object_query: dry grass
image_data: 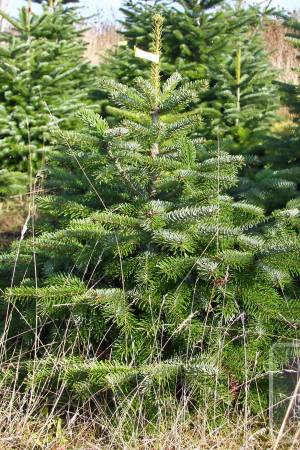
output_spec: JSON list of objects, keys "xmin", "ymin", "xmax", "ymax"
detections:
[
  {"xmin": 0, "ymin": 398, "xmax": 298, "ymax": 450},
  {"xmin": 264, "ymin": 21, "xmax": 299, "ymax": 84},
  {"xmin": 84, "ymin": 23, "xmax": 120, "ymax": 65},
  {"xmin": 0, "ymin": 199, "xmax": 28, "ymax": 250}
]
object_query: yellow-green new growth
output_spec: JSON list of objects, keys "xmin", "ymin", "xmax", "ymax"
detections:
[{"xmin": 151, "ymin": 13, "xmax": 164, "ymax": 95}]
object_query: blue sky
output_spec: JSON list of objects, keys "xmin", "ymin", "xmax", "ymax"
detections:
[
  {"xmin": 5, "ymin": 0, "xmax": 300, "ymax": 19},
  {"xmin": 5, "ymin": 0, "xmax": 120, "ymax": 19}
]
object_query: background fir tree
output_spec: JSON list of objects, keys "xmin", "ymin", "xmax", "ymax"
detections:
[
  {"xmin": 239, "ymin": 14, "xmax": 300, "ymax": 211},
  {"xmin": 102, "ymin": 0, "xmax": 253, "ymax": 83},
  {"xmin": 99, "ymin": 0, "xmax": 246, "ymax": 122},
  {"xmin": 212, "ymin": 24, "xmax": 279, "ymax": 150},
  {"xmin": 211, "ymin": 10, "xmax": 282, "ymax": 210},
  {"xmin": 267, "ymin": 14, "xmax": 300, "ymax": 208},
  {"xmin": 279, "ymin": 14, "xmax": 300, "ymax": 118},
  {"xmin": 101, "ymin": 1, "xmax": 277, "ymax": 104},
  {"xmin": 101, "ymin": 1, "xmax": 280, "ymax": 182},
  {"xmin": 0, "ymin": 0, "xmax": 96, "ymax": 197},
  {"xmin": 0, "ymin": 15, "xmax": 299, "ymax": 427}
]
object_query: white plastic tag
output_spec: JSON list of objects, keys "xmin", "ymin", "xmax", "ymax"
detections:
[{"xmin": 134, "ymin": 46, "xmax": 160, "ymax": 63}]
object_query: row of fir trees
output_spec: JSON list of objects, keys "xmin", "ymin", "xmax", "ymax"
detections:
[
  {"xmin": 0, "ymin": 0, "xmax": 299, "ymax": 433},
  {"xmin": 102, "ymin": 0, "xmax": 299, "ymax": 213}
]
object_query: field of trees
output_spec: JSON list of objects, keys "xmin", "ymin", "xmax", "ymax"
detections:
[{"xmin": 0, "ymin": 0, "xmax": 299, "ymax": 448}]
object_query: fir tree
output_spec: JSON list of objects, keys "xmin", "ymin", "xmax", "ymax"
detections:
[
  {"xmin": 0, "ymin": 15, "xmax": 299, "ymax": 427},
  {"xmin": 211, "ymin": 10, "xmax": 282, "ymax": 210},
  {"xmin": 267, "ymin": 15, "xmax": 300, "ymax": 207},
  {"xmin": 213, "ymin": 25, "xmax": 279, "ymax": 150},
  {"xmin": 103, "ymin": 0, "xmax": 245, "ymax": 84},
  {"xmin": 101, "ymin": 0, "xmax": 281, "ymax": 194},
  {"xmin": 0, "ymin": 0, "xmax": 95, "ymax": 197},
  {"xmin": 99, "ymin": 0, "xmax": 245, "ymax": 121},
  {"xmin": 239, "ymin": 14, "xmax": 300, "ymax": 211},
  {"xmin": 101, "ymin": 1, "xmax": 277, "ymax": 104}
]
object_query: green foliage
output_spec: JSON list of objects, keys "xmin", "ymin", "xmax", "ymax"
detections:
[
  {"xmin": 1, "ymin": 33, "xmax": 299, "ymax": 424},
  {"xmin": 237, "ymin": 14, "xmax": 300, "ymax": 212},
  {"xmin": 101, "ymin": 0, "xmax": 282, "ymax": 213},
  {"xmin": 268, "ymin": 16, "xmax": 300, "ymax": 208},
  {"xmin": 104, "ymin": 0, "xmax": 257, "ymax": 83},
  {"xmin": 213, "ymin": 32, "xmax": 278, "ymax": 147},
  {"xmin": 101, "ymin": 1, "xmax": 279, "ymax": 129},
  {"xmin": 0, "ymin": 2, "xmax": 96, "ymax": 197}
]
